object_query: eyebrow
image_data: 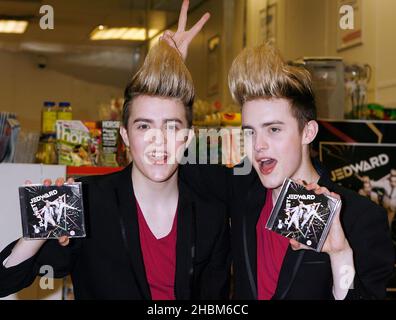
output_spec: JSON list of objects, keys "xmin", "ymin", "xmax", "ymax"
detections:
[
  {"xmin": 164, "ymin": 118, "xmax": 183, "ymax": 124},
  {"xmin": 133, "ymin": 118, "xmax": 153, "ymax": 124},
  {"xmin": 241, "ymin": 125, "xmax": 254, "ymax": 130},
  {"xmin": 132, "ymin": 118, "xmax": 183, "ymax": 124},
  {"xmin": 242, "ymin": 121, "xmax": 285, "ymax": 130},
  {"xmin": 261, "ymin": 121, "xmax": 285, "ymax": 127}
]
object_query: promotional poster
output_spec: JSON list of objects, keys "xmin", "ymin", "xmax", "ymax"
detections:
[{"xmin": 315, "ymin": 120, "xmax": 396, "ymax": 242}]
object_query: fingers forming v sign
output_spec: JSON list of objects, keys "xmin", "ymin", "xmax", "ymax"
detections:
[{"xmin": 160, "ymin": 0, "xmax": 210, "ymax": 60}]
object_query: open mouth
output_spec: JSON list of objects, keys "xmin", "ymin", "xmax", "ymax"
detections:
[
  {"xmin": 257, "ymin": 158, "xmax": 277, "ymax": 175},
  {"xmin": 146, "ymin": 150, "xmax": 169, "ymax": 164}
]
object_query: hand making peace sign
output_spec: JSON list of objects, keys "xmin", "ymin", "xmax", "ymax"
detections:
[{"xmin": 160, "ymin": 0, "xmax": 210, "ymax": 60}]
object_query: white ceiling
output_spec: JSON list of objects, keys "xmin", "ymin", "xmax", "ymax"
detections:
[{"xmin": 0, "ymin": 0, "xmax": 207, "ymax": 87}]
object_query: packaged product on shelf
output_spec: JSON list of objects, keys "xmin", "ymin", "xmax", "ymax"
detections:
[
  {"xmin": 220, "ymin": 112, "xmax": 241, "ymax": 126},
  {"xmin": 56, "ymin": 120, "xmax": 93, "ymax": 166},
  {"xmin": 101, "ymin": 120, "xmax": 121, "ymax": 167},
  {"xmin": 35, "ymin": 134, "xmax": 57, "ymax": 165},
  {"xmin": 203, "ymin": 113, "xmax": 222, "ymax": 127},
  {"xmin": 383, "ymin": 108, "xmax": 396, "ymax": 121},
  {"xmin": 116, "ymin": 131, "xmax": 129, "ymax": 167},
  {"xmin": 82, "ymin": 121, "xmax": 101, "ymax": 166},
  {"xmin": 0, "ymin": 112, "xmax": 20, "ymax": 163},
  {"xmin": 42, "ymin": 101, "xmax": 57, "ymax": 134},
  {"xmin": 58, "ymin": 102, "xmax": 73, "ymax": 121},
  {"xmin": 367, "ymin": 103, "xmax": 384, "ymax": 120}
]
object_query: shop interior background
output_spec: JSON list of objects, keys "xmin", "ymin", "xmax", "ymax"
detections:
[{"xmin": 1, "ymin": 0, "xmax": 396, "ymax": 300}]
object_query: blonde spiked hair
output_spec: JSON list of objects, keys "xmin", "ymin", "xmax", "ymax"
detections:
[
  {"xmin": 228, "ymin": 43, "xmax": 316, "ymax": 131},
  {"xmin": 122, "ymin": 40, "xmax": 195, "ymax": 128}
]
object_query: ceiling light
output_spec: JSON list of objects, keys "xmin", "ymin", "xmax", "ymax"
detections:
[
  {"xmin": 0, "ymin": 20, "xmax": 28, "ymax": 34},
  {"xmin": 90, "ymin": 26, "xmax": 159, "ymax": 41}
]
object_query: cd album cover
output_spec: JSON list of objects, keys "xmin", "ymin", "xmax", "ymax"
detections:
[
  {"xmin": 266, "ymin": 179, "xmax": 341, "ymax": 252},
  {"xmin": 19, "ymin": 183, "xmax": 86, "ymax": 239}
]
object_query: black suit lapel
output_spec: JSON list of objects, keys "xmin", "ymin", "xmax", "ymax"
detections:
[
  {"xmin": 114, "ymin": 165, "xmax": 151, "ymax": 300},
  {"xmin": 245, "ymin": 175, "xmax": 305, "ymax": 300},
  {"xmin": 174, "ymin": 179, "xmax": 195, "ymax": 300},
  {"xmin": 272, "ymin": 173, "xmax": 335, "ymax": 299},
  {"xmin": 272, "ymin": 247, "xmax": 305, "ymax": 300},
  {"xmin": 243, "ymin": 176, "xmax": 267, "ymax": 299}
]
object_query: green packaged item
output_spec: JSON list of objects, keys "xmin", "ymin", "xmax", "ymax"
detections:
[
  {"xmin": 367, "ymin": 104, "xmax": 384, "ymax": 120},
  {"xmin": 391, "ymin": 109, "xmax": 396, "ymax": 121},
  {"xmin": 56, "ymin": 120, "xmax": 93, "ymax": 166},
  {"xmin": 383, "ymin": 108, "xmax": 396, "ymax": 121}
]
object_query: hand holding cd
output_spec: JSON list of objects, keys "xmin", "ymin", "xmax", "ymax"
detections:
[
  {"xmin": 24, "ymin": 176, "xmax": 76, "ymax": 246},
  {"xmin": 291, "ymin": 180, "xmax": 351, "ymax": 255}
]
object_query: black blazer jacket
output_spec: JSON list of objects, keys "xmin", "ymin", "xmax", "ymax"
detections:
[
  {"xmin": 0, "ymin": 164, "xmax": 231, "ymax": 300},
  {"xmin": 179, "ymin": 162, "xmax": 395, "ymax": 300}
]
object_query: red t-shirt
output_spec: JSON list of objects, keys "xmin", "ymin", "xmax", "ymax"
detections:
[
  {"xmin": 256, "ymin": 190, "xmax": 290, "ymax": 300},
  {"xmin": 136, "ymin": 202, "xmax": 177, "ymax": 300}
]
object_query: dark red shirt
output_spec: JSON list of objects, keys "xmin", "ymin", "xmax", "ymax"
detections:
[
  {"xmin": 136, "ymin": 202, "xmax": 177, "ymax": 300},
  {"xmin": 256, "ymin": 190, "xmax": 290, "ymax": 300}
]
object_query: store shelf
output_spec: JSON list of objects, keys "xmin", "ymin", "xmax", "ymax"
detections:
[{"xmin": 66, "ymin": 166, "xmax": 124, "ymax": 177}]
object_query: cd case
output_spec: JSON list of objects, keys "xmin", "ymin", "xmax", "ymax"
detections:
[
  {"xmin": 265, "ymin": 178, "xmax": 341, "ymax": 252},
  {"xmin": 19, "ymin": 183, "xmax": 86, "ymax": 239}
]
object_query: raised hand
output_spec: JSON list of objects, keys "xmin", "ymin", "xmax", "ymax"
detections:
[{"xmin": 159, "ymin": 0, "xmax": 210, "ymax": 60}]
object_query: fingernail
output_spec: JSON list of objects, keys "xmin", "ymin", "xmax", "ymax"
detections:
[{"xmin": 302, "ymin": 180, "xmax": 308, "ymax": 186}]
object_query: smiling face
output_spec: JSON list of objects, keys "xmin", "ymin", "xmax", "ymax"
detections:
[
  {"xmin": 242, "ymin": 98, "xmax": 318, "ymax": 190},
  {"xmin": 120, "ymin": 95, "xmax": 191, "ymax": 183}
]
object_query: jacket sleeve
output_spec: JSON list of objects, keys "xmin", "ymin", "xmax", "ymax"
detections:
[
  {"xmin": 0, "ymin": 239, "xmax": 80, "ymax": 298},
  {"xmin": 198, "ymin": 212, "xmax": 231, "ymax": 299},
  {"xmin": 344, "ymin": 205, "xmax": 395, "ymax": 299}
]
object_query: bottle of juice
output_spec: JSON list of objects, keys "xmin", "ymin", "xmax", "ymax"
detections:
[
  {"xmin": 42, "ymin": 101, "xmax": 57, "ymax": 134},
  {"xmin": 58, "ymin": 102, "xmax": 72, "ymax": 120}
]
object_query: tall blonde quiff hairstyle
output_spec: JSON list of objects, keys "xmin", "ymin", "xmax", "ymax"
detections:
[
  {"xmin": 122, "ymin": 41, "xmax": 195, "ymax": 128},
  {"xmin": 228, "ymin": 43, "xmax": 316, "ymax": 131}
]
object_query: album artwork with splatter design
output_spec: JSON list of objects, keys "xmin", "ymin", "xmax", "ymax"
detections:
[
  {"xmin": 19, "ymin": 183, "xmax": 86, "ymax": 239},
  {"xmin": 266, "ymin": 178, "xmax": 341, "ymax": 252}
]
